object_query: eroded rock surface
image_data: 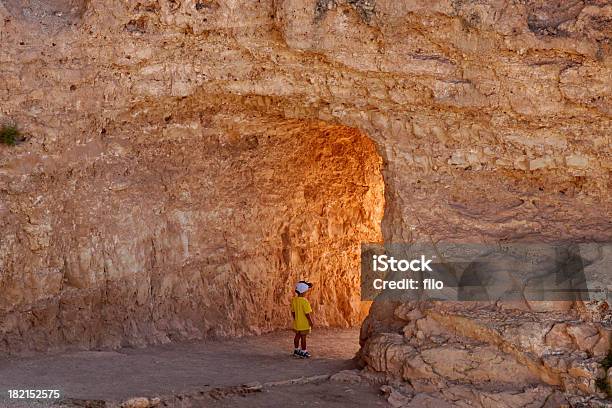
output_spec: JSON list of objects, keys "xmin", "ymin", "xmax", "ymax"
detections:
[
  {"xmin": 0, "ymin": 0, "xmax": 611, "ymax": 401},
  {"xmin": 362, "ymin": 302, "xmax": 611, "ymax": 398},
  {"xmin": 0, "ymin": 110, "xmax": 383, "ymax": 351}
]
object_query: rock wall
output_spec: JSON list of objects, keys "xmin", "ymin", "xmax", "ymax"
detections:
[
  {"xmin": 0, "ymin": 95, "xmax": 384, "ymax": 351},
  {"xmin": 0, "ymin": 0, "xmax": 611, "ymax": 396}
]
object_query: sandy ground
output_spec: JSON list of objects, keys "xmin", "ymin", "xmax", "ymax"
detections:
[
  {"xmin": 205, "ymin": 382, "xmax": 388, "ymax": 408},
  {"xmin": 0, "ymin": 329, "xmax": 387, "ymax": 407}
]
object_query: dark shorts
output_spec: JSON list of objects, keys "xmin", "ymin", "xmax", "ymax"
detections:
[{"xmin": 294, "ymin": 329, "xmax": 310, "ymax": 335}]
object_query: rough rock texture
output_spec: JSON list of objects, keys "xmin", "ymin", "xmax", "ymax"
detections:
[
  {"xmin": 361, "ymin": 301, "xmax": 612, "ymax": 401},
  {"xmin": 0, "ymin": 107, "xmax": 384, "ymax": 350},
  {"xmin": 0, "ymin": 0, "xmax": 611, "ymax": 400}
]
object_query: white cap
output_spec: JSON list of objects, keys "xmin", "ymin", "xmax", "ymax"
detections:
[{"xmin": 295, "ymin": 282, "xmax": 310, "ymax": 294}]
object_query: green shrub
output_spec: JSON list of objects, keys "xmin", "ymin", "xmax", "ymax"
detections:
[{"xmin": 0, "ymin": 124, "xmax": 21, "ymax": 146}]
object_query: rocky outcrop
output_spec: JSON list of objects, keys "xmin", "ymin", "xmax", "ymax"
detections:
[
  {"xmin": 0, "ymin": 0, "xmax": 610, "ymax": 400},
  {"xmin": 361, "ymin": 302, "xmax": 611, "ymax": 398}
]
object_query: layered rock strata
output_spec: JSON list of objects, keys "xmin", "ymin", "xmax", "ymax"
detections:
[{"xmin": 0, "ymin": 0, "xmax": 611, "ymax": 399}]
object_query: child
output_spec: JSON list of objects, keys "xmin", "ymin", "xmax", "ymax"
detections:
[{"xmin": 291, "ymin": 280, "xmax": 314, "ymax": 358}]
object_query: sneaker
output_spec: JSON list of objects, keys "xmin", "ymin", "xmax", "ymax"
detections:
[
  {"xmin": 293, "ymin": 349, "xmax": 301, "ymax": 357},
  {"xmin": 301, "ymin": 350, "xmax": 311, "ymax": 358}
]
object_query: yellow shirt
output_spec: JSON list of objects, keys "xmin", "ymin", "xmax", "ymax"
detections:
[{"xmin": 291, "ymin": 296, "xmax": 312, "ymax": 331}]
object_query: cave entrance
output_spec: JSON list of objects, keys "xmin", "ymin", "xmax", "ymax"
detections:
[
  {"xmin": 0, "ymin": 114, "xmax": 386, "ymax": 352},
  {"xmin": 205, "ymin": 118, "xmax": 386, "ymax": 334},
  {"xmin": 278, "ymin": 122, "xmax": 385, "ymax": 328},
  {"xmin": 0, "ymin": 118, "xmax": 386, "ymax": 398}
]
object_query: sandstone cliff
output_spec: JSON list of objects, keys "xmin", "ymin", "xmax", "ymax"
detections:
[{"xmin": 0, "ymin": 0, "xmax": 611, "ymax": 401}]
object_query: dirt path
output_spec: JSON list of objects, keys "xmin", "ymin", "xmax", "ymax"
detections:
[
  {"xmin": 204, "ymin": 382, "xmax": 388, "ymax": 408},
  {"xmin": 0, "ymin": 329, "xmax": 382, "ymax": 406}
]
